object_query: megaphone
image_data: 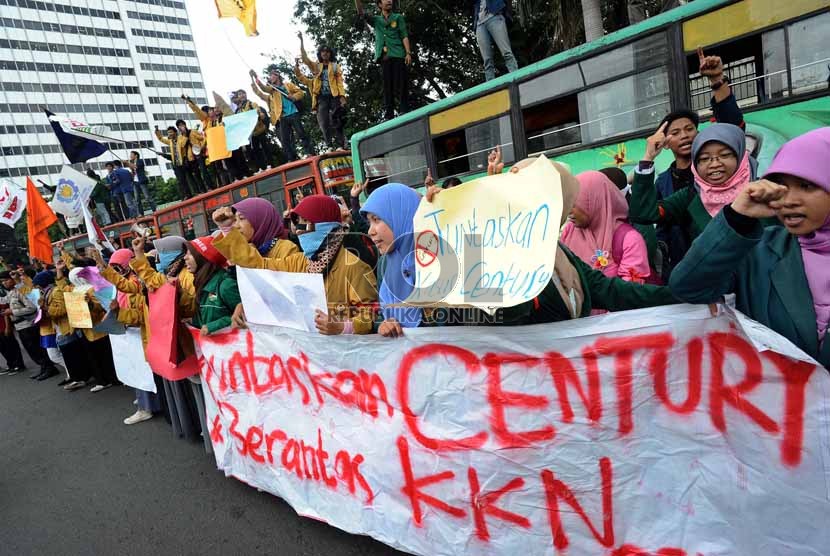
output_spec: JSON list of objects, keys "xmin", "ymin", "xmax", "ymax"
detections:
[{"xmin": 131, "ymin": 222, "xmax": 152, "ymax": 238}]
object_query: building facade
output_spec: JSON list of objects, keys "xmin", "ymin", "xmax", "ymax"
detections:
[{"xmin": 0, "ymin": 0, "xmax": 208, "ymax": 188}]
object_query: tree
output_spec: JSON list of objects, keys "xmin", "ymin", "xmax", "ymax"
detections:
[{"xmin": 581, "ymin": 0, "xmax": 604, "ymax": 41}]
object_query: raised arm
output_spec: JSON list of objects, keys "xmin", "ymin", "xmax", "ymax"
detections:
[
  {"xmin": 183, "ymin": 94, "xmax": 208, "ymax": 121},
  {"xmin": 293, "ymin": 61, "xmax": 313, "ymax": 88},
  {"xmin": 212, "ymin": 228, "xmax": 307, "ymax": 272},
  {"xmin": 154, "ymin": 127, "xmax": 171, "ymax": 146},
  {"xmin": 698, "ymin": 48, "xmax": 744, "ymax": 128},
  {"xmin": 298, "ymin": 33, "xmax": 318, "ymax": 73},
  {"xmin": 249, "ymin": 73, "xmax": 271, "ymax": 103}
]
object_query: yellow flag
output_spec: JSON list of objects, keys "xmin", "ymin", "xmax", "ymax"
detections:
[{"xmin": 215, "ymin": 0, "xmax": 258, "ymax": 36}]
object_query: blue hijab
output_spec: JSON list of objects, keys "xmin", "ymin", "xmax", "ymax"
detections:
[{"xmin": 361, "ymin": 183, "xmax": 422, "ymax": 328}]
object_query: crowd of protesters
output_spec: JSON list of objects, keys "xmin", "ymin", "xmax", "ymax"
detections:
[{"xmin": 2, "ymin": 2, "xmax": 827, "ymax": 469}]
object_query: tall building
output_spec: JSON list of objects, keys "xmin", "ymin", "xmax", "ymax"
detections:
[{"xmin": 0, "ymin": 0, "xmax": 209, "ymax": 189}]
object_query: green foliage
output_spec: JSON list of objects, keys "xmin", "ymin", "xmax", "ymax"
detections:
[
  {"xmin": 152, "ymin": 177, "xmax": 182, "ymax": 205},
  {"xmin": 281, "ymin": 0, "xmax": 668, "ymax": 144}
]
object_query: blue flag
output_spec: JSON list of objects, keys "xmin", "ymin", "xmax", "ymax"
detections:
[{"xmin": 45, "ymin": 109, "xmax": 108, "ymax": 163}]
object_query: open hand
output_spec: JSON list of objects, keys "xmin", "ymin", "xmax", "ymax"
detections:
[
  {"xmin": 730, "ymin": 179, "xmax": 787, "ymax": 219},
  {"xmin": 314, "ymin": 309, "xmax": 344, "ymax": 335},
  {"xmin": 424, "ymin": 169, "xmax": 441, "ymax": 203},
  {"xmin": 643, "ymin": 122, "xmax": 669, "ymax": 161},
  {"xmin": 378, "ymin": 318, "xmax": 403, "ymax": 338},
  {"xmin": 487, "ymin": 146, "xmax": 505, "ymax": 175}
]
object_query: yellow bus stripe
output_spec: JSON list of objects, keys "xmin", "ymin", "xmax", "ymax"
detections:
[{"xmin": 428, "ymin": 89, "xmax": 511, "ymax": 136}]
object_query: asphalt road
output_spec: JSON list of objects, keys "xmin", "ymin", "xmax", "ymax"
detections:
[{"xmin": 0, "ymin": 362, "xmax": 406, "ymax": 556}]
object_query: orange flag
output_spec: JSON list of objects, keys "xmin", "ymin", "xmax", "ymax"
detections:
[
  {"xmin": 25, "ymin": 177, "xmax": 57, "ymax": 264},
  {"xmin": 214, "ymin": 0, "xmax": 258, "ymax": 36}
]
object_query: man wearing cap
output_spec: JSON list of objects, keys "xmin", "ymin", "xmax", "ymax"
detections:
[
  {"xmin": 213, "ymin": 195, "xmax": 377, "ymax": 335},
  {"xmin": 296, "ymin": 33, "xmax": 348, "ymax": 151},
  {"xmin": 355, "ymin": 0, "xmax": 411, "ymax": 121},
  {"xmin": 234, "ymin": 89, "xmax": 270, "ymax": 172}
]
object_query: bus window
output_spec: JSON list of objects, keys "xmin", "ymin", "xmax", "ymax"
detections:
[
  {"xmin": 578, "ymin": 66, "xmax": 670, "ymax": 143},
  {"xmin": 524, "ymin": 94, "xmax": 581, "ymax": 156},
  {"xmin": 579, "ymin": 33, "xmax": 669, "ymax": 85},
  {"xmin": 285, "ymin": 164, "xmax": 313, "ymax": 184},
  {"xmin": 233, "ymin": 185, "xmax": 252, "ymax": 203},
  {"xmin": 787, "ymin": 12, "xmax": 829, "ymax": 96},
  {"xmin": 263, "ymin": 191, "xmax": 287, "ymax": 215},
  {"xmin": 358, "ymin": 120, "xmax": 427, "ymax": 188},
  {"xmin": 288, "ymin": 182, "xmax": 316, "ymax": 208},
  {"xmin": 253, "ymin": 173, "xmax": 284, "ymax": 196},
  {"xmin": 161, "ymin": 221, "xmax": 184, "ymax": 238},
  {"xmin": 434, "ymin": 114, "xmax": 514, "ymax": 178},
  {"xmin": 190, "ymin": 213, "xmax": 208, "ymax": 238}
]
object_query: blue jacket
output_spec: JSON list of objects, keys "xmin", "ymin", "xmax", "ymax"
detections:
[
  {"xmin": 472, "ymin": 0, "xmax": 511, "ymax": 27},
  {"xmin": 669, "ymin": 209, "xmax": 829, "ymax": 368},
  {"xmin": 108, "ymin": 168, "xmax": 135, "ymax": 195}
]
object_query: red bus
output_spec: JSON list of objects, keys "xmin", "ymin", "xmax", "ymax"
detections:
[{"xmin": 54, "ymin": 151, "xmax": 355, "ymax": 255}]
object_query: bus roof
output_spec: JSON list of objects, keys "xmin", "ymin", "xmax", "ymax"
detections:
[{"xmin": 350, "ymin": 0, "xmax": 731, "ymax": 147}]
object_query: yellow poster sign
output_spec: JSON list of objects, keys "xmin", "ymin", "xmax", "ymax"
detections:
[
  {"xmin": 407, "ymin": 156, "xmax": 564, "ymax": 309},
  {"xmin": 64, "ymin": 290, "xmax": 93, "ymax": 329},
  {"xmin": 206, "ymin": 126, "xmax": 231, "ymax": 162}
]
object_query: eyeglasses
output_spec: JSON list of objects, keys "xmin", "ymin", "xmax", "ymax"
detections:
[{"xmin": 697, "ymin": 152, "xmax": 736, "ymax": 166}]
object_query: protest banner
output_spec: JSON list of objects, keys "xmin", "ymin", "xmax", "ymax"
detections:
[
  {"xmin": 195, "ymin": 304, "xmax": 830, "ymax": 556},
  {"xmin": 223, "ymin": 110, "xmax": 259, "ymax": 152},
  {"xmin": 50, "ymin": 166, "xmax": 96, "ymax": 224},
  {"xmin": 63, "ymin": 291, "xmax": 92, "ymax": 329},
  {"xmin": 236, "ymin": 268, "xmax": 327, "ymax": 332},
  {"xmin": 206, "ymin": 126, "xmax": 231, "ymax": 162},
  {"xmin": 110, "ymin": 329, "xmax": 156, "ymax": 393},
  {"xmin": 0, "ymin": 179, "xmax": 27, "ymax": 227},
  {"xmin": 408, "ymin": 156, "xmax": 563, "ymax": 310},
  {"xmin": 146, "ymin": 284, "xmax": 199, "ymax": 381}
]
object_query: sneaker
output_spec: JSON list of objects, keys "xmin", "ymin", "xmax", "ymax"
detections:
[
  {"xmin": 133, "ymin": 399, "xmax": 138, "ymax": 405},
  {"xmin": 7, "ymin": 367, "xmax": 23, "ymax": 376},
  {"xmin": 90, "ymin": 383, "xmax": 112, "ymax": 393},
  {"xmin": 64, "ymin": 380, "xmax": 86, "ymax": 391},
  {"xmin": 0, "ymin": 369, "xmax": 10, "ymax": 376},
  {"xmin": 123, "ymin": 410, "xmax": 153, "ymax": 425}
]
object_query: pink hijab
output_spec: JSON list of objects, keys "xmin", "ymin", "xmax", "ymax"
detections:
[
  {"xmin": 561, "ymin": 171, "xmax": 629, "ymax": 277},
  {"xmin": 690, "ymin": 123, "xmax": 752, "ymax": 216}
]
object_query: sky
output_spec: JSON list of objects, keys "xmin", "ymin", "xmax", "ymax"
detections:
[{"xmin": 183, "ymin": 0, "xmax": 310, "ymax": 104}]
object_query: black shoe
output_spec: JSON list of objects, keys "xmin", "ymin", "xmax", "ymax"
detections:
[
  {"xmin": 36, "ymin": 369, "xmax": 59, "ymax": 381},
  {"xmin": 57, "ymin": 378, "xmax": 71, "ymax": 386},
  {"xmin": 29, "ymin": 371, "xmax": 41, "ymax": 380}
]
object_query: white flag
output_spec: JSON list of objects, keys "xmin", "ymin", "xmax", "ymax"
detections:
[
  {"xmin": 47, "ymin": 113, "xmax": 113, "ymax": 142},
  {"xmin": 0, "ymin": 179, "xmax": 27, "ymax": 227},
  {"xmin": 83, "ymin": 204, "xmax": 115, "ymax": 252},
  {"xmin": 50, "ymin": 166, "xmax": 96, "ymax": 222}
]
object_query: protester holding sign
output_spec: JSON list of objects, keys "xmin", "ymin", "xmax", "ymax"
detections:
[
  {"xmin": 93, "ymin": 248, "xmax": 161, "ymax": 425},
  {"xmin": 361, "ymin": 183, "xmax": 423, "ymax": 337},
  {"xmin": 670, "ymin": 127, "xmax": 830, "ymax": 367},
  {"xmin": 213, "ymin": 195, "xmax": 377, "ymax": 334},
  {"xmin": 560, "ymin": 171, "xmax": 652, "ymax": 284},
  {"xmin": 47, "ymin": 261, "xmax": 94, "ymax": 391},
  {"xmin": 65, "ymin": 266, "xmax": 118, "ymax": 392},
  {"xmin": 32, "ymin": 270, "xmax": 67, "ymax": 381}
]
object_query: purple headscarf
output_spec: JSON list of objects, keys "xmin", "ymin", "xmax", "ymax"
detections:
[
  {"xmin": 764, "ymin": 127, "xmax": 830, "ymax": 341},
  {"xmin": 232, "ymin": 198, "xmax": 285, "ymax": 253}
]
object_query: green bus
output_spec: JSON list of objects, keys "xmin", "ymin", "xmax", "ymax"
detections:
[{"xmin": 350, "ymin": 0, "xmax": 829, "ymax": 188}]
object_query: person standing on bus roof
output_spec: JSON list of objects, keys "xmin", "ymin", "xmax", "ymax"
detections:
[
  {"xmin": 630, "ymin": 48, "xmax": 746, "ymax": 281},
  {"xmin": 250, "ymin": 69, "xmax": 315, "ymax": 162},
  {"xmin": 295, "ymin": 33, "xmax": 348, "ymax": 152},
  {"xmin": 355, "ymin": 0, "xmax": 411, "ymax": 120},
  {"xmin": 106, "ymin": 161, "xmax": 139, "ymax": 221},
  {"xmin": 472, "ymin": 0, "xmax": 518, "ymax": 82},
  {"xmin": 175, "ymin": 120, "xmax": 208, "ymax": 194},
  {"xmin": 126, "ymin": 151, "xmax": 157, "ymax": 214},
  {"xmin": 234, "ymin": 89, "xmax": 270, "ymax": 171},
  {"xmin": 154, "ymin": 125, "xmax": 194, "ymax": 200}
]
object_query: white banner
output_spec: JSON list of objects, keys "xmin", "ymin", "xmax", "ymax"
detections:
[
  {"xmin": 50, "ymin": 166, "xmax": 96, "ymax": 221},
  {"xmin": 195, "ymin": 305, "xmax": 830, "ymax": 555},
  {"xmin": 0, "ymin": 179, "xmax": 27, "ymax": 227},
  {"xmin": 110, "ymin": 329, "xmax": 156, "ymax": 393}
]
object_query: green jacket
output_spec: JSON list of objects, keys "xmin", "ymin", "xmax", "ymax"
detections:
[
  {"xmin": 629, "ymin": 168, "xmax": 712, "ymax": 245},
  {"xmin": 364, "ymin": 12, "xmax": 408, "ymax": 60},
  {"xmin": 669, "ymin": 210, "xmax": 829, "ymax": 368},
  {"xmin": 193, "ymin": 270, "xmax": 241, "ymax": 335}
]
